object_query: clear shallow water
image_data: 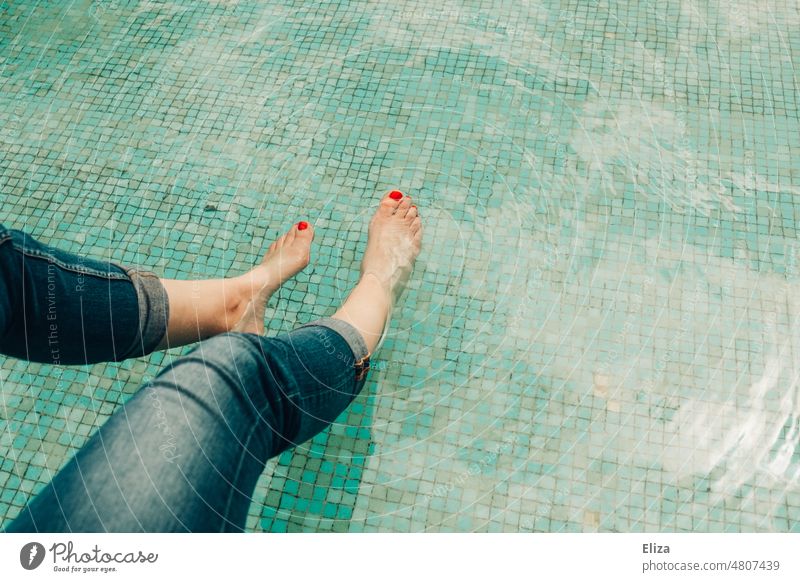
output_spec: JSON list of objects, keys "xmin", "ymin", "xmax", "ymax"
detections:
[{"xmin": 1, "ymin": 0, "xmax": 800, "ymax": 531}]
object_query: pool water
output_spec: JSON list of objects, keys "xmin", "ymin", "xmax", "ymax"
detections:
[{"xmin": 2, "ymin": 0, "xmax": 800, "ymax": 532}]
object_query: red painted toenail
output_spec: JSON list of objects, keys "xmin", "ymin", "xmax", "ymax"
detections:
[
  {"xmin": 297, "ymin": 221, "xmax": 309, "ymax": 231},
  {"xmin": 389, "ymin": 190, "xmax": 403, "ymax": 200}
]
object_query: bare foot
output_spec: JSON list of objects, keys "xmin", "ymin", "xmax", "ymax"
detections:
[
  {"xmin": 232, "ymin": 221, "xmax": 314, "ymax": 333},
  {"xmin": 331, "ymin": 191, "xmax": 422, "ymax": 353},
  {"xmin": 361, "ymin": 191, "xmax": 422, "ymax": 300}
]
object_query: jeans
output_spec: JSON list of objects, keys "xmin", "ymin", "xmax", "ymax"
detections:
[{"xmin": 0, "ymin": 224, "xmax": 371, "ymax": 532}]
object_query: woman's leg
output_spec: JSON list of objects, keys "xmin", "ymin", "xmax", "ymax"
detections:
[
  {"xmin": 5, "ymin": 193, "xmax": 421, "ymax": 532},
  {"xmin": 5, "ymin": 325, "xmax": 370, "ymax": 532},
  {"xmin": 155, "ymin": 221, "xmax": 314, "ymax": 347},
  {"xmin": 0, "ymin": 224, "xmax": 162, "ymax": 364},
  {"xmin": 0, "ymin": 222, "xmax": 312, "ymax": 364},
  {"xmin": 330, "ymin": 191, "xmax": 421, "ymax": 352}
]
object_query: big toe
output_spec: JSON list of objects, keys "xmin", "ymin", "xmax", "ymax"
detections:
[
  {"xmin": 294, "ymin": 220, "xmax": 314, "ymax": 243},
  {"xmin": 378, "ymin": 190, "xmax": 405, "ymax": 217}
]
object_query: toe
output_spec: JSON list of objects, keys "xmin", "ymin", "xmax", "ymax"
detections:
[
  {"xmin": 406, "ymin": 205, "xmax": 418, "ymax": 219},
  {"xmin": 295, "ymin": 221, "xmax": 314, "ymax": 242},
  {"xmin": 396, "ymin": 195, "xmax": 413, "ymax": 217},
  {"xmin": 379, "ymin": 190, "xmax": 404, "ymax": 215},
  {"xmin": 410, "ymin": 216, "xmax": 422, "ymax": 233}
]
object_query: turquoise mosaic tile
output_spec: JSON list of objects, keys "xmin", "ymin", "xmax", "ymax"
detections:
[{"xmin": 2, "ymin": 0, "xmax": 800, "ymax": 532}]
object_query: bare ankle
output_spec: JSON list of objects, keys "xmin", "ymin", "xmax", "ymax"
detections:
[
  {"xmin": 331, "ymin": 274, "xmax": 392, "ymax": 353},
  {"xmin": 360, "ymin": 271, "xmax": 391, "ymax": 295},
  {"xmin": 224, "ymin": 276, "xmax": 267, "ymax": 332}
]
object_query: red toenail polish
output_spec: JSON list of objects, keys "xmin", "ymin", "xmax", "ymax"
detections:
[
  {"xmin": 297, "ymin": 221, "xmax": 309, "ymax": 231},
  {"xmin": 389, "ymin": 190, "xmax": 403, "ymax": 200}
]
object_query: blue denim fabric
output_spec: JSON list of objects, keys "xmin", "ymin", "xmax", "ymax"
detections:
[
  {"xmin": 7, "ymin": 326, "xmax": 369, "ymax": 532},
  {"xmin": 0, "ymin": 224, "xmax": 168, "ymax": 363},
  {"xmin": 1, "ymin": 225, "xmax": 371, "ymax": 532}
]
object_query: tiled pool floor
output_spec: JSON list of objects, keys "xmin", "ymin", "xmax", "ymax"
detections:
[{"xmin": 2, "ymin": 0, "xmax": 800, "ymax": 532}]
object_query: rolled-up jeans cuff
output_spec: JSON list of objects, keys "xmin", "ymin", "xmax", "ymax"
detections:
[
  {"xmin": 119, "ymin": 267, "xmax": 169, "ymax": 358},
  {"xmin": 298, "ymin": 317, "xmax": 371, "ymax": 381}
]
